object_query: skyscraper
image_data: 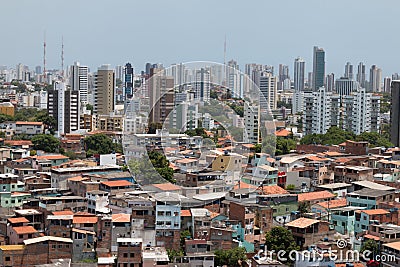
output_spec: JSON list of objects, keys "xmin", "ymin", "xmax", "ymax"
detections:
[
  {"xmin": 194, "ymin": 68, "xmax": 211, "ymax": 102},
  {"xmin": 312, "ymin": 46, "xmax": 325, "ymax": 90},
  {"xmin": 325, "ymin": 73, "xmax": 335, "ymax": 92},
  {"xmin": 227, "ymin": 60, "xmax": 242, "ymax": 98},
  {"xmin": 356, "ymin": 62, "xmax": 366, "ymax": 88},
  {"xmin": 344, "ymin": 62, "xmax": 354, "ymax": 80},
  {"xmin": 259, "ymin": 72, "xmax": 277, "ymax": 111},
  {"xmin": 148, "ymin": 68, "xmax": 175, "ymax": 125},
  {"xmin": 369, "ymin": 65, "xmax": 382, "ymax": 92},
  {"xmin": 384, "ymin": 77, "xmax": 391, "ymax": 93},
  {"xmin": 48, "ymin": 81, "xmax": 80, "ymax": 136},
  {"xmin": 294, "ymin": 57, "xmax": 305, "ymax": 92},
  {"xmin": 70, "ymin": 61, "xmax": 89, "ymax": 104},
  {"xmin": 391, "ymin": 80, "xmax": 400, "ymax": 147},
  {"xmin": 124, "ymin": 63, "xmax": 134, "ymax": 99},
  {"xmin": 94, "ymin": 65, "xmax": 115, "ymax": 115},
  {"xmin": 278, "ymin": 64, "xmax": 290, "ymax": 91}
]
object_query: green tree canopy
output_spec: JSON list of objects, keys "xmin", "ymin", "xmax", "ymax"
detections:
[
  {"xmin": 265, "ymin": 226, "xmax": 299, "ymax": 263},
  {"xmin": 214, "ymin": 247, "xmax": 247, "ymax": 267},
  {"xmin": 360, "ymin": 239, "xmax": 379, "ymax": 255},
  {"xmin": 31, "ymin": 134, "xmax": 61, "ymax": 153},
  {"xmin": 84, "ymin": 134, "xmax": 121, "ymax": 155}
]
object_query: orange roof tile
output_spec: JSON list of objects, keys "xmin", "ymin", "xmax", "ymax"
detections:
[
  {"xmin": 4, "ymin": 140, "xmax": 32, "ymax": 146},
  {"xmin": 8, "ymin": 217, "xmax": 29, "ymax": 224},
  {"xmin": 175, "ymin": 158, "xmax": 198, "ymax": 164},
  {"xmin": 101, "ymin": 180, "xmax": 133, "ymax": 187},
  {"xmin": 52, "ymin": 210, "xmax": 74, "ymax": 216},
  {"xmin": 361, "ymin": 209, "xmax": 390, "ymax": 216},
  {"xmin": 383, "ymin": 241, "xmax": 400, "ymax": 251},
  {"xmin": 13, "ymin": 226, "xmax": 38, "ymax": 235},
  {"xmin": 234, "ymin": 182, "xmax": 258, "ymax": 190},
  {"xmin": 36, "ymin": 155, "xmax": 69, "ymax": 160},
  {"xmin": 152, "ymin": 183, "xmax": 181, "ymax": 191},
  {"xmin": 307, "ymin": 156, "xmax": 329, "ymax": 161},
  {"xmin": 335, "ymin": 157, "xmax": 353, "ymax": 164},
  {"xmin": 67, "ymin": 176, "xmax": 88, "ymax": 182},
  {"xmin": 317, "ymin": 199, "xmax": 347, "ymax": 209},
  {"xmin": 73, "ymin": 216, "xmax": 98, "ymax": 224},
  {"xmin": 181, "ymin": 210, "xmax": 192, "ymax": 217},
  {"xmin": 275, "ymin": 128, "xmax": 292, "ymax": 137},
  {"xmin": 286, "ymin": 217, "xmax": 319, "ymax": 228},
  {"xmin": 112, "ymin": 214, "xmax": 131, "ymax": 223},
  {"xmin": 260, "ymin": 185, "xmax": 289, "ymax": 195},
  {"xmin": 297, "ymin": 191, "xmax": 335, "ymax": 202},
  {"xmin": 242, "ymin": 144, "xmax": 255, "ymax": 148}
]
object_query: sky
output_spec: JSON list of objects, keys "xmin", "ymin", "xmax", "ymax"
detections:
[{"xmin": 1, "ymin": 0, "xmax": 400, "ymax": 78}]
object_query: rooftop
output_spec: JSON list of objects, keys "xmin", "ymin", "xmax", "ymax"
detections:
[
  {"xmin": 348, "ymin": 188, "xmax": 393, "ymax": 198},
  {"xmin": 8, "ymin": 217, "xmax": 29, "ymax": 224},
  {"xmin": 0, "ymin": 245, "xmax": 24, "ymax": 251},
  {"xmin": 359, "ymin": 209, "xmax": 390, "ymax": 216},
  {"xmin": 24, "ymin": 236, "xmax": 73, "ymax": 245},
  {"xmin": 383, "ymin": 241, "xmax": 400, "ymax": 251},
  {"xmin": 101, "ymin": 180, "xmax": 133, "ymax": 187},
  {"xmin": 297, "ymin": 190, "xmax": 335, "ymax": 202},
  {"xmin": 317, "ymin": 183, "xmax": 351, "ymax": 190},
  {"xmin": 286, "ymin": 217, "xmax": 320, "ymax": 228},
  {"xmin": 317, "ymin": 198, "xmax": 347, "ymax": 209},
  {"xmin": 352, "ymin": 180, "xmax": 395, "ymax": 191},
  {"xmin": 13, "ymin": 226, "xmax": 38, "ymax": 235},
  {"xmin": 112, "ymin": 213, "xmax": 131, "ymax": 223},
  {"xmin": 152, "ymin": 183, "xmax": 181, "ymax": 191},
  {"xmin": 73, "ymin": 216, "xmax": 98, "ymax": 224}
]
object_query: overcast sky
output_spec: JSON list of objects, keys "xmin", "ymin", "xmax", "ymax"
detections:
[{"xmin": 1, "ymin": 0, "xmax": 400, "ymax": 77}]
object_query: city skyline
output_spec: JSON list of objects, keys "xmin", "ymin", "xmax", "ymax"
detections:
[{"xmin": 1, "ymin": 0, "xmax": 400, "ymax": 77}]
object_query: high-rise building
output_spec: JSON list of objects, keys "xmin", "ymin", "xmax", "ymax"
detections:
[
  {"xmin": 194, "ymin": 68, "xmax": 211, "ymax": 102},
  {"xmin": 335, "ymin": 77, "xmax": 359, "ymax": 96},
  {"xmin": 356, "ymin": 62, "xmax": 366, "ymax": 88},
  {"xmin": 35, "ymin": 66, "xmax": 42, "ymax": 75},
  {"xmin": 312, "ymin": 46, "xmax": 325, "ymax": 90},
  {"xmin": 344, "ymin": 62, "xmax": 354, "ymax": 80},
  {"xmin": 278, "ymin": 64, "xmax": 290, "ymax": 91},
  {"xmin": 148, "ymin": 68, "xmax": 175, "ymax": 125},
  {"xmin": 325, "ymin": 73, "xmax": 335, "ymax": 92},
  {"xmin": 303, "ymin": 88, "xmax": 380, "ymax": 136},
  {"xmin": 259, "ymin": 72, "xmax": 277, "ymax": 111},
  {"xmin": 70, "ymin": 61, "xmax": 89, "ymax": 104},
  {"xmin": 115, "ymin": 65, "xmax": 124, "ymax": 81},
  {"xmin": 384, "ymin": 77, "xmax": 391, "ymax": 93},
  {"xmin": 391, "ymin": 81, "xmax": 400, "ymax": 147},
  {"xmin": 243, "ymin": 103, "xmax": 260, "ymax": 144},
  {"xmin": 124, "ymin": 63, "xmax": 134, "ymax": 99},
  {"xmin": 294, "ymin": 57, "xmax": 305, "ymax": 92},
  {"xmin": 94, "ymin": 65, "xmax": 115, "ymax": 115},
  {"xmin": 303, "ymin": 87, "xmax": 331, "ymax": 134},
  {"xmin": 48, "ymin": 81, "xmax": 80, "ymax": 136},
  {"xmin": 369, "ymin": 65, "xmax": 382, "ymax": 92},
  {"xmin": 307, "ymin": 72, "xmax": 313, "ymax": 90},
  {"xmin": 227, "ymin": 60, "xmax": 242, "ymax": 98}
]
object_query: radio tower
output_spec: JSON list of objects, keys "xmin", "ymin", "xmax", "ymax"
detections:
[
  {"xmin": 43, "ymin": 32, "xmax": 47, "ymax": 80},
  {"xmin": 61, "ymin": 36, "xmax": 64, "ymax": 79}
]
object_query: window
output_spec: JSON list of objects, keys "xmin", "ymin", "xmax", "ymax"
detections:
[
  {"xmin": 130, "ymin": 253, "xmax": 135, "ymax": 257},
  {"xmin": 52, "ymin": 244, "xmax": 56, "ymax": 249},
  {"xmin": 104, "ymin": 221, "xmax": 111, "ymax": 227},
  {"xmin": 123, "ymin": 253, "xmax": 128, "ymax": 258},
  {"xmin": 5, "ymin": 256, "xmax": 10, "ymax": 261}
]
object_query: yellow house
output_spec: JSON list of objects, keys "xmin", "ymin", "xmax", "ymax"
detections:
[
  {"xmin": 211, "ymin": 151, "xmax": 243, "ymax": 172},
  {"xmin": 0, "ymin": 102, "xmax": 15, "ymax": 116}
]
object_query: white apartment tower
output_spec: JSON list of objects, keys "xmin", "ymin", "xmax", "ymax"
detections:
[
  {"xmin": 259, "ymin": 72, "xmax": 277, "ymax": 111},
  {"xmin": 243, "ymin": 104, "xmax": 260, "ymax": 144},
  {"xmin": 70, "ymin": 61, "xmax": 89, "ymax": 104},
  {"xmin": 303, "ymin": 87, "xmax": 331, "ymax": 134}
]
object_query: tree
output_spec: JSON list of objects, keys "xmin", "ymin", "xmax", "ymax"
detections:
[
  {"xmin": 167, "ymin": 249, "xmax": 183, "ymax": 263},
  {"xmin": 180, "ymin": 230, "xmax": 191, "ymax": 249},
  {"xmin": 356, "ymin": 132, "xmax": 393, "ymax": 148},
  {"xmin": 63, "ymin": 150, "xmax": 77, "ymax": 160},
  {"xmin": 84, "ymin": 134, "xmax": 119, "ymax": 155},
  {"xmin": 298, "ymin": 201, "xmax": 310, "ymax": 215},
  {"xmin": 86, "ymin": 104, "xmax": 93, "ymax": 113},
  {"xmin": 128, "ymin": 151, "xmax": 175, "ymax": 184},
  {"xmin": 147, "ymin": 122, "xmax": 162, "ymax": 134},
  {"xmin": 286, "ymin": 184, "xmax": 296, "ymax": 190},
  {"xmin": 31, "ymin": 134, "xmax": 61, "ymax": 153},
  {"xmin": 276, "ymin": 137, "xmax": 296, "ymax": 155},
  {"xmin": 264, "ymin": 226, "xmax": 299, "ymax": 263},
  {"xmin": 214, "ymin": 247, "xmax": 247, "ymax": 267},
  {"xmin": 361, "ymin": 239, "xmax": 379, "ymax": 255},
  {"xmin": 35, "ymin": 111, "xmax": 56, "ymax": 132}
]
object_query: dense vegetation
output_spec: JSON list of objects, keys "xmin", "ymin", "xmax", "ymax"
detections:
[
  {"xmin": 300, "ymin": 126, "xmax": 393, "ymax": 148},
  {"xmin": 264, "ymin": 226, "xmax": 299, "ymax": 263},
  {"xmin": 84, "ymin": 134, "xmax": 123, "ymax": 157}
]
